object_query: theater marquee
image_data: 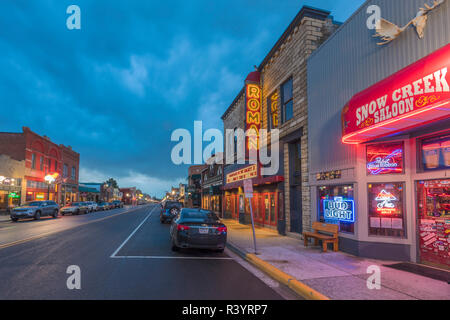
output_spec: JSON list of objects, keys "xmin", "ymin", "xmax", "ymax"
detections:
[{"xmin": 226, "ymin": 165, "xmax": 258, "ymax": 184}]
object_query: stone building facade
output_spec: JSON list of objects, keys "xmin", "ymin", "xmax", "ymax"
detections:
[
  {"xmin": 258, "ymin": 6, "xmax": 339, "ymax": 235},
  {"xmin": 221, "ymin": 6, "xmax": 339, "ymax": 235}
]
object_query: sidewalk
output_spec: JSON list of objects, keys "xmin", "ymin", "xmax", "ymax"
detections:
[
  {"xmin": 0, "ymin": 215, "xmax": 10, "ymax": 223},
  {"xmin": 223, "ymin": 219, "xmax": 450, "ymax": 300}
]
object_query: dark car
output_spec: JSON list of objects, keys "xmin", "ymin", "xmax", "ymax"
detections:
[
  {"xmin": 160, "ymin": 201, "xmax": 183, "ymax": 224},
  {"xmin": 10, "ymin": 201, "xmax": 59, "ymax": 222},
  {"xmin": 112, "ymin": 200, "xmax": 124, "ymax": 208},
  {"xmin": 60, "ymin": 202, "xmax": 89, "ymax": 215},
  {"xmin": 97, "ymin": 202, "xmax": 109, "ymax": 211},
  {"xmin": 169, "ymin": 209, "xmax": 227, "ymax": 253}
]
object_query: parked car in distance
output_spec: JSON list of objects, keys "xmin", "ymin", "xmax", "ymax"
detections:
[
  {"xmin": 89, "ymin": 201, "xmax": 98, "ymax": 211},
  {"xmin": 83, "ymin": 201, "xmax": 96, "ymax": 213},
  {"xmin": 96, "ymin": 201, "xmax": 109, "ymax": 211},
  {"xmin": 10, "ymin": 201, "xmax": 59, "ymax": 222},
  {"xmin": 60, "ymin": 202, "xmax": 89, "ymax": 216},
  {"xmin": 160, "ymin": 201, "xmax": 183, "ymax": 224},
  {"xmin": 170, "ymin": 209, "xmax": 227, "ymax": 252},
  {"xmin": 112, "ymin": 200, "xmax": 124, "ymax": 208}
]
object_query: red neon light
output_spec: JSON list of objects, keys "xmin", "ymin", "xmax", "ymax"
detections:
[
  {"xmin": 342, "ymin": 99, "xmax": 450, "ymax": 144},
  {"xmin": 342, "ymin": 44, "xmax": 450, "ymax": 145}
]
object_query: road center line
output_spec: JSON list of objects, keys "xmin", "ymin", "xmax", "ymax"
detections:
[
  {"xmin": 111, "ymin": 255, "xmax": 233, "ymax": 260},
  {"xmin": 110, "ymin": 206, "xmax": 157, "ymax": 258}
]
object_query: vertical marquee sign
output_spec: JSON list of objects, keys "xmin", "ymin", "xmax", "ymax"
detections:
[{"xmin": 246, "ymin": 82, "xmax": 262, "ymax": 154}]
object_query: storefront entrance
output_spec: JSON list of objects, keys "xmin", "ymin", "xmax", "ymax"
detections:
[
  {"xmin": 252, "ymin": 192, "xmax": 277, "ymax": 227},
  {"xmin": 417, "ymin": 179, "xmax": 450, "ymax": 270}
]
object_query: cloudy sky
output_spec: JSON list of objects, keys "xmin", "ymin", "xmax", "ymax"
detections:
[{"xmin": 0, "ymin": 0, "xmax": 364, "ymax": 197}]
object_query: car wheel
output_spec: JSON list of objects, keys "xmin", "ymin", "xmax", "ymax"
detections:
[
  {"xmin": 11, "ymin": 217, "xmax": 18, "ymax": 222},
  {"xmin": 171, "ymin": 240, "xmax": 179, "ymax": 252},
  {"xmin": 61, "ymin": 213, "xmax": 65, "ymax": 216},
  {"xmin": 215, "ymin": 248, "xmax": 225, "ymax": 253},
  {"xmin": 52, "ymin": 210, "xmax": 58, "ymax": 218},
  {"xmin": 75, "ymin": 209, "xmax": 80, "ymax": 215},
  {"xmin": 34, "ymin": 211, "xmax": 41, "ymax": 220}
]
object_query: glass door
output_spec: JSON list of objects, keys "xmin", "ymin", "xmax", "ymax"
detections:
[{"xmin": 417, "ymin": 180, "xmax": 450, "ymax": 270}]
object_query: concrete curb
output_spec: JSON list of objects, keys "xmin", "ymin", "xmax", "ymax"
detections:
[{"xmin": 226, "ymin": 241, "xmax": 330, "ymax": 301}]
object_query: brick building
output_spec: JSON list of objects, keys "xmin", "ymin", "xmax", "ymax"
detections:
[
  {"xmin": 201, "ymin": 153, "xmax": 223, "ymax": 217},
  {"xmin": 120, "ymin": 187, "xmax": 137, "ymax": 205},
  {"xmin": 221, "ymin": 6, "xmax": 339, "ymax": 235},
  {"xmin": 0, "ymin": 127, "xmax": 79, "ymax": 204},
  {"xmin": 60, "ymin": 144, "xmax": 80, "ymax": 204},
  {"xmin": 0, "ymin": 155, "xmax": 26, "ymax": 213},
  {"xmin": 186, "ymin": 164, "xmax": 207, "ymax": 208}
]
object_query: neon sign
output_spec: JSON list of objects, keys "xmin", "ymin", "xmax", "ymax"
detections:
[
  {"xmin": 270, "ymin": 92, "xmax": 279, "ymax": 128},
  {"xmin": 323, "ymin": 197, "xmax": 355, "ymax": 223},
  {"xmin": 246, "ymin": 83, "xmax": 262, "ymax": 152},
  {"xmin": 341, "ymin": 44, "xmax": 450, "ymax": 145},
  {"xmin": 367, "ymin": 143, "xmax": 403, "ymax": 175},
  {"xmin": 375, "ymin": 190, "xmax": 398, "ymax": 215}
]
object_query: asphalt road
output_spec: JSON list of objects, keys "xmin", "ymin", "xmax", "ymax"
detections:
[{"xmin": 0, "ymin": 204, "xmax": 284, "ymax": 299}]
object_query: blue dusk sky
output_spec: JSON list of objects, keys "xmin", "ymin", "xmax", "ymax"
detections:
[{"xmin": 0, "ymin": 0, "xmax": 365, "ymax": 197}]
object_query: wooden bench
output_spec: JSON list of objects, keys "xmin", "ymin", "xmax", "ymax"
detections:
[{"xmin": 303, "ymin": 222, "xmax": 339, "ymax": 252}]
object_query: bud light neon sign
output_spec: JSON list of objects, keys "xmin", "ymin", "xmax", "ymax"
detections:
[{"xmin": 323, "ymin": 197, "xmax": 355, "ymax": 223}]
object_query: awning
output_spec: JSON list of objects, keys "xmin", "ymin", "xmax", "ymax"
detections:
[
  {"xmin": 223, "ymin": 175, "xmax": 284, "ymax": 191},
  {"xmin": 78, "ymin": 186, "xmax": 100, "ymax": 193},
  {"xmin": 342, "ymin": 44, "xmax": 450, "ymax": 145}
]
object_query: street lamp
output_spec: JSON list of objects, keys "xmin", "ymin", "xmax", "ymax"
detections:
[{"xmin": 44, "ymin": 174, "xmax": 56, "ymax": 201}]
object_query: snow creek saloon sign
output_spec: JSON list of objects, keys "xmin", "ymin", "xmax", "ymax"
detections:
[
  {"xmin": 226, "ymin": 165, "xmax": 257, "ymax": 184},
  {"xmin": 342, "ymin": 44, "xmax": 450, "ymax": 144},
  {"xmin": 323, "ymin": 197, "xmax": 355, "ymax": 223},
  {"xmin": 246, "ymin": 83, "xmax": 262, "ymax": 152}
]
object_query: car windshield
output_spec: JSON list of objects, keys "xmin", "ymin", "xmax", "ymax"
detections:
[
  {"xmin": 72, "ymin": 202, "xmax": 82, "ymax": 206},
  {"xmin": 25, "ymin": 202, "xmax": 42, "ymax": 207}
]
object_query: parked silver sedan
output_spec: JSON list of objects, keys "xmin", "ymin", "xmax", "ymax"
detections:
[{"xmin": 10, "ymin": 201, "xmax": 59, "ymax": 222}]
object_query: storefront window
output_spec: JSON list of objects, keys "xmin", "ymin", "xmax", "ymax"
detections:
[
  {"xmin": 420, "ymin": 133, "xmax": 450, "ymax": 172},
  {"xmin": 368, "ymin": 182, "xmax": 406, "ymax": 238},
  {"xmin": 318, "ymin": 185, "xmax": 354, "ymax": 234},
  {"xmin": 417, "ymin": 179, "xmax": 449, "ymax": 269},
  {"xmin": 366, "ymin": 142, "xmax": 404, "ymax": 175}
]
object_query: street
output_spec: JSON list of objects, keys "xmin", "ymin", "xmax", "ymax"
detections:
[{"xmin": 0, "ymin": 204, "xmax": 285, "ymax": 300}]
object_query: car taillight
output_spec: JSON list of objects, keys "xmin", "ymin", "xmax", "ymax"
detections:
[
  {"xmin": 177, "ymin": 224, "xmax": 190, "ymax": 231},
  {"xmin": 216, "ymin": 226, "xmax": 227, "ymax": 233}
]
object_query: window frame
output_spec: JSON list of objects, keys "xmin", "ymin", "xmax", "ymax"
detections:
[
  {"xmin": 367, "ymin": 182, "xmax": 407, "ymax": 239},
  {"xmin": 31, "ymin": 153, "xmax": 36, "ymax": 169},
  {"xmin": 280, "ymin": 77, "xmax": 293, "ymax": 124}
]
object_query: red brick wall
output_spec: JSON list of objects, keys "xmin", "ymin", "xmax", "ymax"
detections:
[
  {"xmin": 0, "ymin": 132, "xmax": 26, "ymax": 161},
  {"xmin": 60, "ymin": 145, "xmax": 80, "ymax": 185},
  {"xmin": 23, "ymin": 127, "xmax": 62, "ymax": 181}
]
